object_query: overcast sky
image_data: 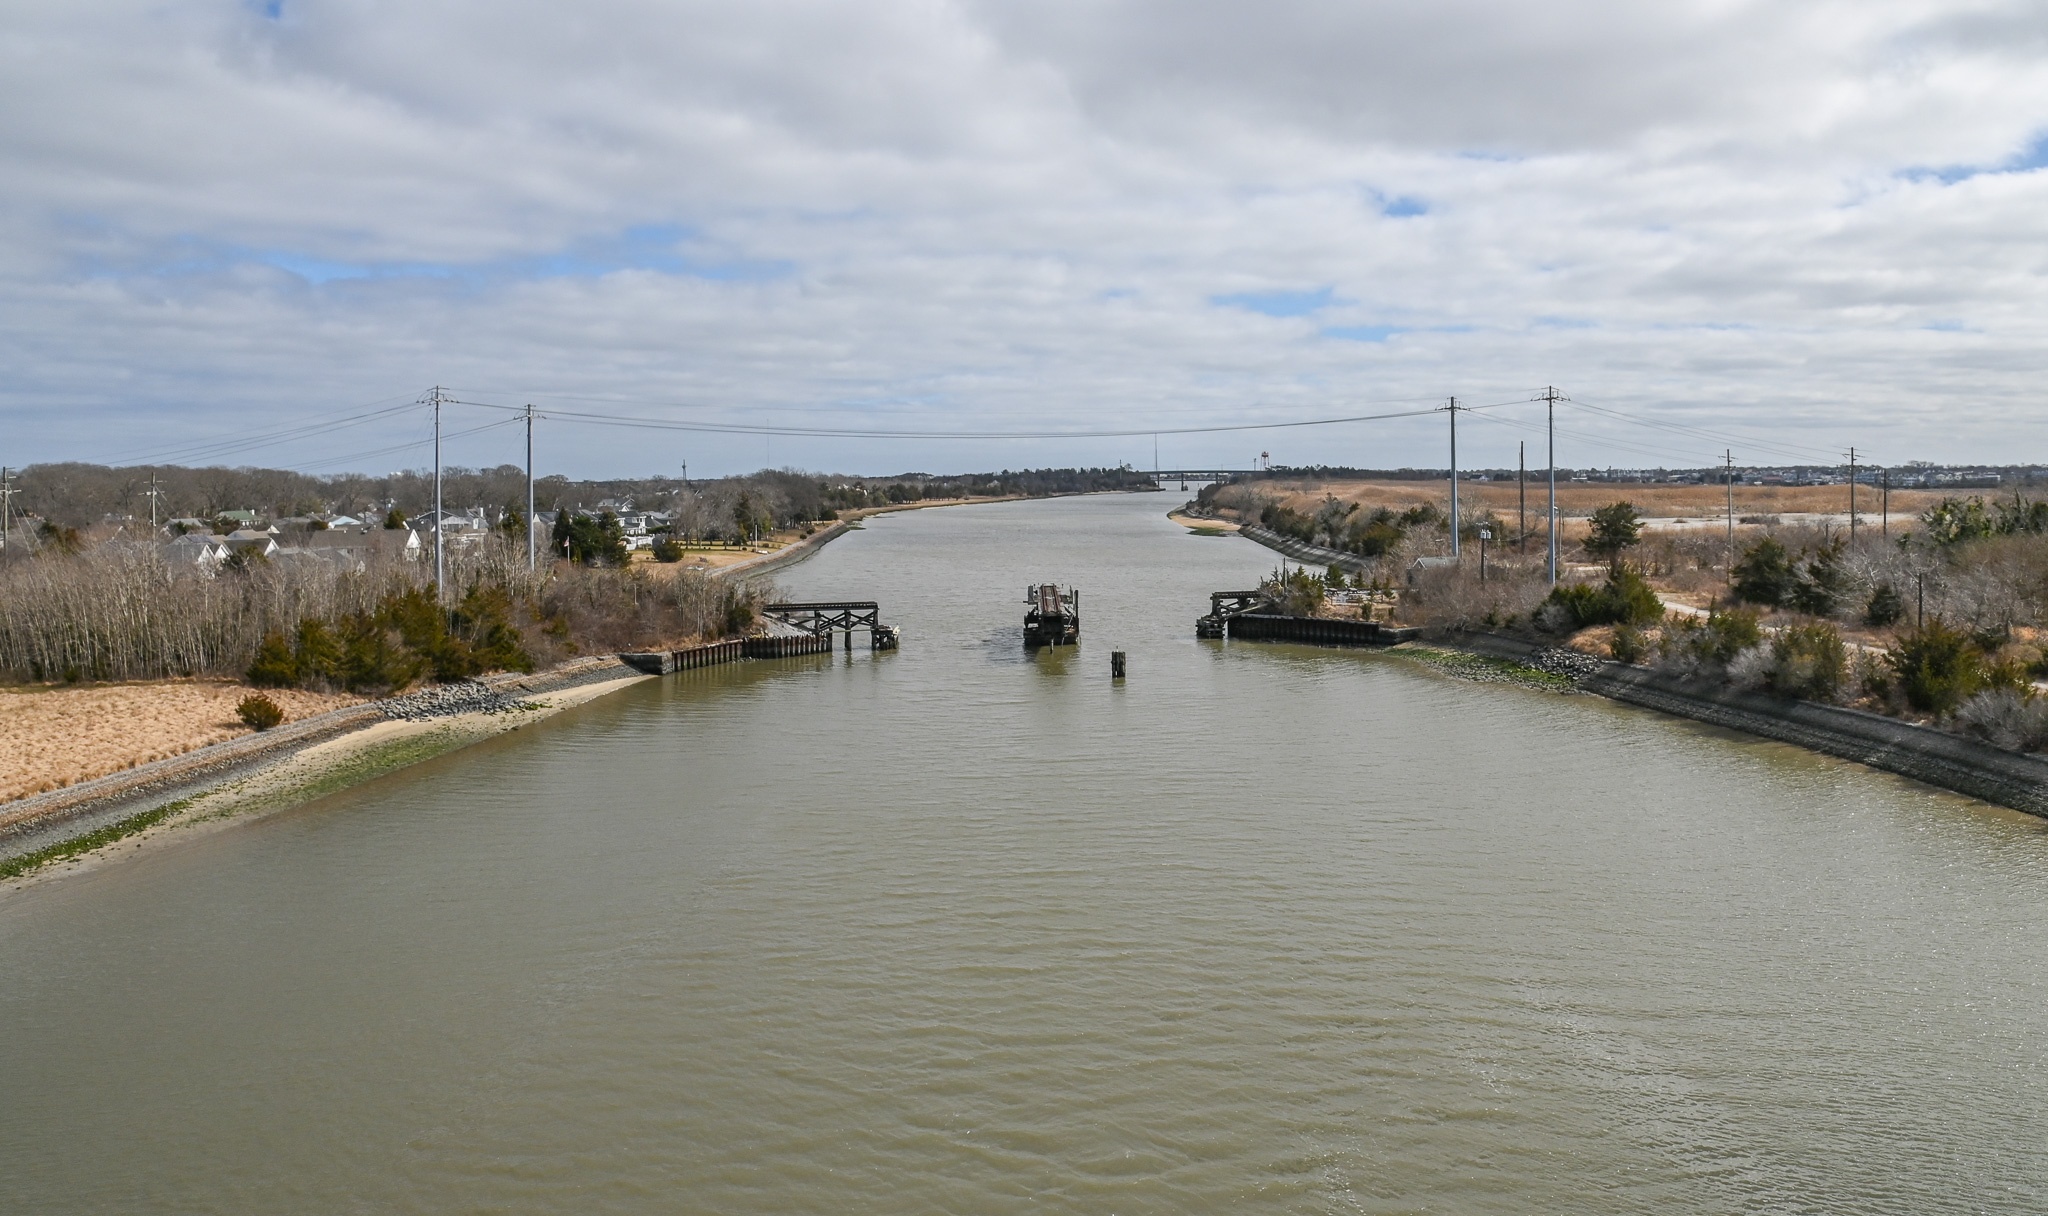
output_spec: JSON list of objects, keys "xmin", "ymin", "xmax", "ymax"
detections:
[{"xmin": 3, "ymin": 0, "xmax": 2045, "ymax": 477}]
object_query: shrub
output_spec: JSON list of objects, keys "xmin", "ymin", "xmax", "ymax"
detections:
[
  {"xmin": 1258, "ymin": 503, "xmax": 1316, "ymax": 543},
  {"xmin": 1541, "ymin": 568, "xmax": 1663, "ymax": 630},
  {"xmin": 651, "ymin": 536, "xmax": 685, "ymax": 563},
  {"xmin": 1955, "ymin": 688, "xmax": 2048, "ymax": 753},
  {"xmin": 1585, "ymin": 501, "xmax": 1643, "ymax": 570},
  {"xmin": 1922, "ymin": 497, "xmax": 1994, "ymax": 546},
  {"xmin": 1610, "ymin": 624, "xmax": 1648, "ymax": 664},
  {"xmin": 1260, "ymin": 566, "xmax": 1328, "ymax": 617},
  {"xmin": 1732, "ymin": 536, "xmax": 1798, "ymax": 607},
  {"xmin": 294, "ymin": 618, "xmax": 343, "ymax": 687},
  {"xmin": 1789, "ymin": 539, "xmax": 1848, "ymax": 617},
  {"xmin": 236, "ymin": 693, "xmax": 285, "ymax": 731},
  {"xmin": 337, "ymin": 611, "xmax": 418, "ymax": 693},
  {"xmin": 1344, "ymin": 507, "xmax": 1407, "ymax": 556},
  {"xmin": 1864, "ymin": 583, "xmax": 1904, "ymax": 627},
  {"xmin": 246, "ymin": 632, "xmax": 299, "ymax": 687},
  {"xmin": 722, "ymin": 590, "xmax": 757, "ymax": 635},
  {"xmin": 1887, "ymin": 618, "xmax": 1985, "ymax": 716},
  {"xmin": 1764, "ymin": 621, "xmax": 1847, "ymax": 701},
  {"xmin": 1659, "ymin": 606, "xmax": 1762, "ymax": 671}
]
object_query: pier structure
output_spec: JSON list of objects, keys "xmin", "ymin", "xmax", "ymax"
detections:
[
  {"xmin": 1197, "ymin": 589, "xmax": 1417, "ymax": 646},
  {"xmin": 762, "ymin": 601, "xmax": 901, "ymax": 652}
]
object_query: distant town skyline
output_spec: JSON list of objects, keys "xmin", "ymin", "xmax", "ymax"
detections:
[{"xmin": 4, "ymin": 2, "xmax": 2045, "ymax": 476}]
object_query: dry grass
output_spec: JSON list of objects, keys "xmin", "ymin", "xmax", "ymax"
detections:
[
  {"xmin": 0, "ymin": 680, "xmax": 364, "ymax": 802},
  {"xmin": 1257, "ymin": 477, "xmax": 1949, "ymax": 522}
]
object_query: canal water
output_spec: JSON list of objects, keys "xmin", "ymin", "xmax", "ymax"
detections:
[{"xmin": 4, "ymin": 493, "xmax": 2047, "ymax": 1213}]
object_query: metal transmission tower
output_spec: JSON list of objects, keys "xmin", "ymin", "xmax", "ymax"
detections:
[{"xmin": 1539, "ymin": 386, "xmax": 1567, "ymax": 584}]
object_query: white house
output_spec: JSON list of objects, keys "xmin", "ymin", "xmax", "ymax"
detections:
[
  {"xmin": 222, "ymin": 529, "xmax": 279, "ymax": 558},
  {"xmin": 161, "ymin": 533, "xmax": 228, "ymax": 574}
]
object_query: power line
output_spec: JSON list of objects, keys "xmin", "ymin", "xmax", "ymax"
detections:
[
  {"xmin": 109, "ymin": 399, "xmax": 426, "ymax": 467},
  {"xmin": 446, "ymin": 394, "xmax": 1531, "ymax": 440},
  {"xmin": 1563, "ymin": 395, "xmax": 1846, "ymax": 463}
]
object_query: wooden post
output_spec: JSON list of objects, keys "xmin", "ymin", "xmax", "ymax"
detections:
[{"xmin": 1111, "ymin": 651, "xmax": 1127, "ymax": 679}]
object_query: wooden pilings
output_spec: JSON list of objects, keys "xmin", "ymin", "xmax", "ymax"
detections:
[
  {"xmin": 1194, "ymin": 612, "xmax": 1418, "ymax": 648},
  {"xmin": 619, "ymin": 634, "xmax": 828, "ymax": 674},
  {"xmin": 1111, "ymin": 651, "xmax": 1127, "ymax": 679},
  {"xmin": 742, "ymin": 634, "xmax": 834, "ymax": 659}
]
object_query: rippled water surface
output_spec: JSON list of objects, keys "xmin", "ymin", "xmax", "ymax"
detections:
[{"xmin": 5, "ymin": 493, "xmax": 2048, "ymax": 1213}]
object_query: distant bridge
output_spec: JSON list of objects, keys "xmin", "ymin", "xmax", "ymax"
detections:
[{"xmin": 1148, "ymin": 470, "xmax": 1253, "ymax": 481}]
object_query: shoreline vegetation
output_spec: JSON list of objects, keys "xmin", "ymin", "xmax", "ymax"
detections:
[
  {"xmin": 0, "ymin": 477, "xmax": 1154, "ymax": 886},
  {"xmin": 1195, "ymin": 473, "xmax": 2048, "ymax": 815}
]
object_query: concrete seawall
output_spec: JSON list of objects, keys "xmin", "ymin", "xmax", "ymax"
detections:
[
  {"xmin": 711, "ymin": 521, "xmax": 851, "ymax": 580},
  {"xmin": 1437, "ymin": 631, "xmax": 2048, "ymax": 818},
  {"xmin": 1238, "ymin": 524, "xmax": 1377, "ymax": 574}
]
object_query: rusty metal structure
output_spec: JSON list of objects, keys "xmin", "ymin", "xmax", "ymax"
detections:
[{"xmin": 1023, "ymin": 585, "xmax": 1080, "ymax": 648}]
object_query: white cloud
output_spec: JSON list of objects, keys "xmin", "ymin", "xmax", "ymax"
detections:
[{"xmin": 1, "ymin": 0, "xmax": 2046, "ymax": 475}]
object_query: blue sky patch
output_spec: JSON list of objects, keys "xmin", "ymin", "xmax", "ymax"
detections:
[
  {"xmin": 1212, "ymin": 286, "xmax": 1335, "ymax": 317},
  {"xmin": 1901, "ymin": 131, "xmax": 2048, "ymax": 185},
  {"xmin": 129, "ymin": 224, "xmax": 793, "ymax": 287},
  {"xmin": 1321, "ymin": 324, "xmax": 1401, "ymax": 342},
  {"xmin": 1381, "ymin": 196, "xmax": 1428, "ymax": 218}
]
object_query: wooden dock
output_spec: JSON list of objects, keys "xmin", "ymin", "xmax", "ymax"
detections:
[{"xmin": 619, "ymin": 634, "xmax": 833, "ymax": 674}]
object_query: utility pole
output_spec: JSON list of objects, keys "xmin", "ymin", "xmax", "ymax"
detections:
[
  {"xmin": 1445, "ymin": 397, "xmax": 1461, "ymax": 558},
  {"xmin": 1724, "ymin": 450, "xmax": 1736, "ymax": 584},
  {"xmin": 0, "ymin": 466, "xmax": 12, "ymax": 557},
  {"xmin": 146, "ymin": 472, "xmax": 163, "ymax": 533},
  {"xmin": 1541, "ymin": 386, "xmax": 1565, "ymax": 584},
  {"xmin": 524, "ymin": 403, "xmax": 536, "ymax": 572},
  {"xmin": 430, "ymin": 385, "xmax": 445, "ymax": 601},
  {"xmin": 1518, "ymin": 440, "xmax": 1527, "ymax": 555},
  {"xmin": 1881, "ymin": 469, "xmax": 1890, "ymax": 539},
  {"xmin": 1846, "ymin": 447, "xmax": 1859, "ymax": 542}
]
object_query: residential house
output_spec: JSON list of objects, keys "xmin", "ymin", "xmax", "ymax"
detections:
[
  {"xmin": 222, "ymin": 529, "xmax": 279, "ymax": 558},
  {"xmin": 298, "ymin": 528, "xmax": 424, "ymax": 567},
  {"xmin": 161, "ymin": 532, "xmax": 228, "ymax": 574}
]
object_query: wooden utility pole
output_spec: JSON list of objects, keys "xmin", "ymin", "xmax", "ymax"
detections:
[
  {"xmin": 1541, "ymin": 386, "xmax": 1565, "ymax": 584},
  {"xmin": 524, "ymin": 403, "xmax": 536, "ymax": 572},
  {"xmin": 1847, "ymin": 447, "xmax": 1859, "ymax": 542},
  {"xmin": 1518, "ymin": 441, "xmax": 1526, "ymax": 554},
  {"xmin": 1445, "ymin": 397, "xmax": 1461, "ymax": 558},
  {"xmin": 430, "ymin": 386, "xmax": 445, "ymax": 600},
  {"xmin": 1725, "ymin": 450, "xmax": 1735, "ymax": 585}
]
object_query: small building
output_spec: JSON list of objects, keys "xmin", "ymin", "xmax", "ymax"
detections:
[
  {"xmin": 299, "ymin": 528, "xmax": 423, "ymax": 565},
  {"xmin": 222, "ymin": 529, "xmax": 278, "ymax": 558},
  {"xmin": 161, "ymin": 533, "xmax": 228, "ymax": 574}
]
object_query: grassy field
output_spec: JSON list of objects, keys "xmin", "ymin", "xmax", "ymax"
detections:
[
  {"xmin": 1254, "ymin": 477, "xmax": 1949, "ymax": 524},
  {"xmin": 0, "ymin": 680, "xmax": 365, "ymax": 802}
]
